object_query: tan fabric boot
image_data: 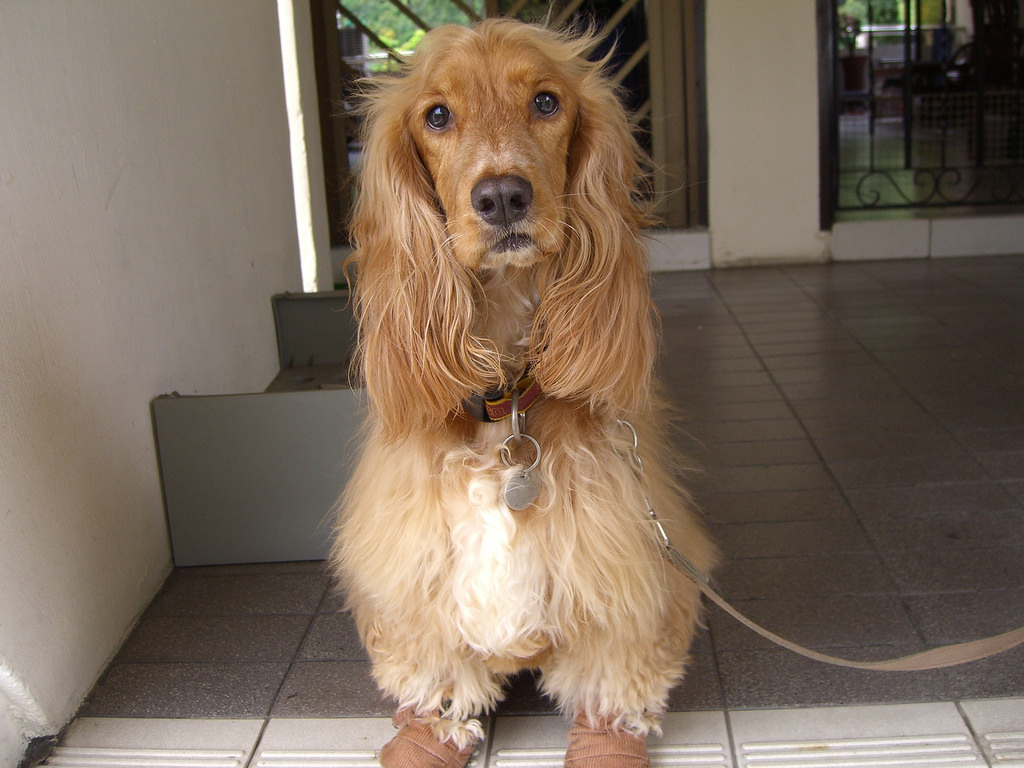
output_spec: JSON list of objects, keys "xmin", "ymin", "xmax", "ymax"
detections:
[
  {"xmin": 563, "ymin": 712, "xmax": 650, "ymax": 768},
  {"xmin": 378, "ymin": 709, "xmax": 479, "ymax": 768}
]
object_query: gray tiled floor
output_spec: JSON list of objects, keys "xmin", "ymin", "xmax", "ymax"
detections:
[{"xmin": 80, "ymin": 256, "xmax": 1024, "ymax": 723}]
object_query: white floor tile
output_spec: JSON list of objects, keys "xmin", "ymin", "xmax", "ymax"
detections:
[
  {"xmin": 47, "ymin": 718, "xmax": 264, "ymax": 767},
  {"xmin": 252, "ymin": 718, "xmax": 485, "ymax": 768},
  {"xmin": 487, "ymin": 713, "xmax": 733, "ymax": 768},
  {"xmin": 960, "ymin": 698, "xmax": 1024, "ymax": 768},
  {"xmin": 655, "ymin": 712, "xmax": 734, "ymax": 768},
  {"xmin": 729, "ymin": 703, "xmax": 987, "ymax": 768},
  {"xmin": 47, "ymin": 702, "xmax": 1023, "ymax": 768}
]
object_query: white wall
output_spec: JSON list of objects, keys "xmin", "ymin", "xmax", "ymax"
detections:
[
  {"xmin": 705, "ymin": 0, "xmax": 830, "ymax": 265},
  {"xmin": 0, "ymin": 2, "xmax": 302, "ymax": 763}
]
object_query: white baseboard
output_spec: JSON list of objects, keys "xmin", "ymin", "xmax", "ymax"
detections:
[
  {"xmin": 832, "ymin": 214, "xmax": 1024, "ymax": 261},
  {"xmin": 646, "ymin": 228, "xmax": 712, "ymax": 271}
]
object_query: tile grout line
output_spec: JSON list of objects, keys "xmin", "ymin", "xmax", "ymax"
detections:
[
  {"xmin": 784, "ymin": 265, "xmax": 1024, "ymax": 612},
  {"xmin": 776, "ymin": 265, "xmax": 937, "ymax": 654},
  {"xmin": 242, "ymin": 718, "xmax": 272, "ymax": 768},
  {"xmin": 701, "ymin": 270, "xmax": 915, "ymax": 669},
  {"xmin": 248, "ymin": 571, "xmax": 335, "ymax": 766},
  {"xmin": 719, "ymin": 707, "xmax": 740, "ymax": 768},
  {"xmin": 848, "ymin": 263, "xmax": 1010, "ymax": 493},
  {"xmin": 698, "ymin": 273, "xmax": 930, "ymax": 693},
  {"xmin": 955, "ymin": 700, "xmax": 994, "ymax": 768},
  {"xmin": 700, "ymin": 268, "xmax": 1022, "ymax": 685}
]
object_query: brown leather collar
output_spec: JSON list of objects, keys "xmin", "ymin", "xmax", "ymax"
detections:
[{"xmin": 463, "ymin": 375, "xmax": 542, "ymax": 422}]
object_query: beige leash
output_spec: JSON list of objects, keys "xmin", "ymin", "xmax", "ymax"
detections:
[
  {"xmin": 665, "ymin": 544, "xmax": 1024, "ymax": 671},
  {"xmin": 616, "ymin": 419, "xmax": 1024, "ymax": 671}
]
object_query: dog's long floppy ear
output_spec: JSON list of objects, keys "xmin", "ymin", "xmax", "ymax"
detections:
[
  {"xmin": 531, "ymin": 64, "xmax": 657, "ymax": 416},
  {"xmin": 349, "ymin": 77, "xmax": 502, "ymax": 439}
]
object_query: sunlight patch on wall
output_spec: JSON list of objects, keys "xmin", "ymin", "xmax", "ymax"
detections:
[{"xmin": 278, "ymin": 0, "xmax": 319, "ymax": 292}]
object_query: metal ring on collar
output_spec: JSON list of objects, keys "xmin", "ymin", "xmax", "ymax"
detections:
[
  {"xmin": 500, "ymin": 433, "xmax": 541, "ymax": 471},
  {"xmin": 510, "ymin": 387, "xmax": 527, "ymax": 441}
]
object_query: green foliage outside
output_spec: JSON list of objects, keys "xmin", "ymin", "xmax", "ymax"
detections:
[
  {"xmin": 837, "ymin": 0, "xmax": 949, "ymax": 53},
  {"xmin": 342, "ymin": 0, "xmax": 485, "ymax": 51},
  {"xmin": 837, "ymin": 0, "xmax": 948, "ymax": 27}
]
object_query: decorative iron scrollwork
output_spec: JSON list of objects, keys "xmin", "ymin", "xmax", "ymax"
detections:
[
  {"xmin": 850, "ymin": 166, "xmax": 1024, "ymax": 208},
  {"xmin": 834, "ymin": 2, "xmax": 1024, "ymax": 213}
]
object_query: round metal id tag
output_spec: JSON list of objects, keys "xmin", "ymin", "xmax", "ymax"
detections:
[
  {"xmin": 503, "ymin": 467, "xmax": 541, "ymax": 510},
  {"xmin": 501, "ymin": 433, "xmax": 541, "ymax": 511}
]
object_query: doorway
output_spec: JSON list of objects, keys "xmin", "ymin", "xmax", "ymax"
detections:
[{"xmin": 309, "ymin": 0, "xmax": 708, "ymax": 245}]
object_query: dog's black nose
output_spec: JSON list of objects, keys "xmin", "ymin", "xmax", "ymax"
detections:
[{"xmin": 471, "ymin": 176, "xmax": 533, "ymax": 227}]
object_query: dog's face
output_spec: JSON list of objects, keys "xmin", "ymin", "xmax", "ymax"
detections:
[
  {"xmin": 407, "ymin": 31, "xmax": 578, "ymax": 270},
  {"xmin": 352, "ymin": 21, "xmax": 656, "ymax": 433}
]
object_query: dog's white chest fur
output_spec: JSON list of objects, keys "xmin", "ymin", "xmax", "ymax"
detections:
[{"xmin": 445, "ymin": 453, "xmax": 552, "ymax": 659}]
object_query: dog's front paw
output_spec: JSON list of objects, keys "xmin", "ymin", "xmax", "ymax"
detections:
[
  {"xmin": 379, "ymin": 709, "xmax": 481, "ymax": 768},
  {"xmin": 563, "ymin": 712, "xmax": 650, "ymax": 768}
]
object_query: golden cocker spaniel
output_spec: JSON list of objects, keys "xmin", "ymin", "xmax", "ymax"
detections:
[{"xmin": 332, "ymin": 19, "xmax": 716, "ymax": 768}]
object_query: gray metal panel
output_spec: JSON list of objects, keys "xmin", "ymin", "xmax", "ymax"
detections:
[
  {"xmin": 152, "ymin": 388, "xmax": 363, "ymax": 566},
  {"xmin": 272, "ymin": 291, "xmax": 356, "ymax": 368}
]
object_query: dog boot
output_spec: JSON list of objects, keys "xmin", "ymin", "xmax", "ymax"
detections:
[
  {"xmin": 563, "ymin": 712, "xmax": 650, "ymax": 768},
  {"xmin": 379, "ymin": 709, "xmax": 479, "ymax": 768}
]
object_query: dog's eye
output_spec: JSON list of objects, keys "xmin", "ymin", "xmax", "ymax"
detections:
[
  {"xmin": 425, "ymin": 104, "xmax": 451, "ymax": 130},
  {"xmin": 533, "ymin": 92, "xmax": 559, "ymax": 117}
]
